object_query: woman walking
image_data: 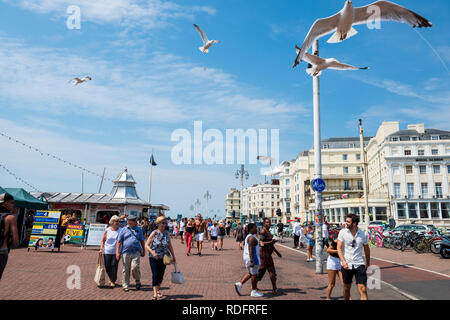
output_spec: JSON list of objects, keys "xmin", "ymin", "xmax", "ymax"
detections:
[
  {"xmin": 185, "ymin": 218, "xmax": 195, "ymax": 256},
  {"xmin": 326, "ymin": 234, "xmax": 345, "ymax": 300},
  {"xmin": 146, "ymin": 216, "xmax": 176, "ymax": 300},
  {"xmin": 304, "ymin": 223, "xmax": 315, "ymax": 262},
  {"xmin": 234, "ymin": 222, "xmax": 245, "ymax": 250},
  {"xmin": 217, "ymin": 221, "xmax": 226, "ymax": 250},
  {"xmin": 99, "ymin": 215, "xmax": 122, "ymax": 287},
  {"xmin": 210, "ymin": 222, "xmax": 219, "ymax": 250}
]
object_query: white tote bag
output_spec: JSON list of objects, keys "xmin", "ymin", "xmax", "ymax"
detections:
[
  {"xmin": 94, "ymin": 254, "xmax": 107, "ymax": 287},
  {"xmin": 171, "ymin": 263, "xmax": 184, "ymax": 284}
]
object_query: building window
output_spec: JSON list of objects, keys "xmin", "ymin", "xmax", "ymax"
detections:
[
  {"xmin": 343, "ymin": 167, "xmax": 349, "ymax": 174},
  {"xmin": 430, "ymin": 203, "xmax": 440, "ymax": 218},
  {"xmin": 432, "ymin": 149, "xmax": 439, "ymax": 155},
  {"xmin": 358, "ymin": 180, "xmax": 363, "ymax": 190},
  {"xmin": 344, "ymin": 180, "xmax": 350, "ymax": 190},
  {"xmin": 407, "ymin": 183, "xmax": 414, "ymax": 198},
  {"xmin": 447, "ymin": 165, "xmax": 450, "ymax": 174},
  {"xmin": 435, "ymin": 183, "xmax": 443, "ymax": 198},
  {"xmin": 419, "ymin": 203, "xmax": 429, "ymax": 219},
  {"xmin": 419, "ymin": 165, "xmax": 426, "ymax": 174},
  {"xmin": 392, "ymin": 137, "xmax": 399, "ymax": 142},
  {"xmin": 343, "ymin": 154, "xmax": 348, "ymax": 161},
  {"xmin": 431, "ymin": 136, "xmax": 439, "ymax": 141},
  {"xmin": 394, "ymin": 183, "xmax": 401, "ymax": 199},
  {"xmin": 356, "ymin": 167, "xmax": 362, "ymax": 174},
  {"xmin": 408, "ymin": 203, "xmax": 418, "ymax": 219},
  {"xmin": 397, "ymin": 203, "xmax": 406, "ymax": 219},
  {"xmin": 411, "ymin": 137, "xmax": 418, "ymax": 141},
  {"xmin": 392, "ymin": 166, "xmax": 400, "ymax": 175},
  {"xmin": 433, "ymin": 165, "xmax": 440, "ymax": 174},
  {"xmin": 418, "ymin": 149, "xmax": 425, "ymax": 156},
  {"xmin": 421, "ymin": 183, "xmax": 428, "ymax": 198},
  {"xmin": 404, "ymin": 150, "xmax": 411, "ymax": 156},
  {"xmin": 406, "ymin": 166, "xmax": 413, "ymax": 174},
  {"xmin": 323, "ymin": 144, "xmax": 329, "ymax": 149},
  {"xmin": 285, "ymin": 179, "xmax": 290, "ymax": 185},
  {"xmin": 391, "ymin": 148, "xmax": 399, "ymax": 155},
  {"xmin": 441, "ymin": 203, "xmax": 450, "ymax": 219},
  {"xmin": 356, "ymin": 154, "xmax": 361, "ymax": 160}
]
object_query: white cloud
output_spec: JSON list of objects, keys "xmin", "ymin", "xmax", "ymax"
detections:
[{"xmin": 2, "ymin": 0, "xmax": 216, "ymax": 30}]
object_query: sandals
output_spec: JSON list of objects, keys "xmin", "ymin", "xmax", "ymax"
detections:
[
  {"xmin": 157, "ymin": 291, "xmax": 164, "ymax": 299},
  {"xmin": 152, "ymin": 295, "xmax": 158, "ymax": 300}
]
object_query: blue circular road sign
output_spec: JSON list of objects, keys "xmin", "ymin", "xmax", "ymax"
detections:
[{"xmin": 312, "ymin": 178, "xmax": 326, "ymax": 192}]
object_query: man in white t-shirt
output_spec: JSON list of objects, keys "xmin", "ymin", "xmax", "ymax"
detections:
[
  {"xmin": 337, "ymin": 214, "xmax": 370, "ymax": 300},
  {"xmin": 179, "ymin": 218, "xmax": 186, "ymax": 244}
]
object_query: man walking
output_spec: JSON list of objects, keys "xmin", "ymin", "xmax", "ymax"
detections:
[
  {"xmin": 194, "ymin": 214, "xmax": 207, "ymax": 256},
  {"xmin": 234, "ymin": 223, "xmax": 263, "ymax": 297},
  {"xmin": 293, "ymin": 219, "xmax": 301, "ymax": 249},
  {"xmin": 0, "ymin": 193, "xmax": 19, "ymax": 280},
  {"xmin": 116, "ymin": 215, "xmax": 145, "ymax": 292},
  {"xmin": 337, "ymin": 214, "xmax": 370, "ymax": 300}
]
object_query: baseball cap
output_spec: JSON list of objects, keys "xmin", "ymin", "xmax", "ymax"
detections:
[
  {"xmin": 0, "ymin": 193, "xmax": 14, "ymax": 205},
  {"xmin": 127, "ymin": 214, "xmax": 137, "ymax": 220}
]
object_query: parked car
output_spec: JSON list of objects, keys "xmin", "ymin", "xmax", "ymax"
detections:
[{"xmin": 385, "ymin": 224, "xmax": 434, "ymax": 237}]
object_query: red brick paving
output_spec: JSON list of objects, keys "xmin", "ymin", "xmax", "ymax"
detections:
[{"xmin": 0, "ymin": 237, "xmax": 407, "ymax": 300}]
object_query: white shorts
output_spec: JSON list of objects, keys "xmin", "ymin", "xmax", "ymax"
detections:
[
  {"xmin": 196, "ymin": 232, "xmax": 205, "ymax": 242},
  {"xmin": 327, "ymin": 256, "xmax": 342, "ymax": 271}
]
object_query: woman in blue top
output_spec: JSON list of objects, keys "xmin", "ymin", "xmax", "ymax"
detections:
[
  {"xmin": 145, "ymin": 216, "xmax": 176, "ymax": 300},
  {"xmin": 304, "ymin": 223, "xmax": 315, "ymax": 262}
]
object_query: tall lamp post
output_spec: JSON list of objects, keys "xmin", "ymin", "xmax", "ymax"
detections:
[
  {"xmin": 204, "ymin": 191, "xmax": 211, "ymax": 220},
  {"xmin": 195, "ymin": 199, "xmax": 201, "ymax": 215},
  {"xmin": 359, "ymin": 119, "xmax": 370, "ymax": 229},
  {"xmin": 235, "ymin": 165, "xmax": 249, "ymax": 224}
]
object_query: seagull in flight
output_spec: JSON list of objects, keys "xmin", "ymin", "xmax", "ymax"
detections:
[
  {"xmin": 257, "ymin": 156, "xmax": 285, "ymax": 177},
  {"xmin": 193, "ymin": 24, "xmax": 221, "ymax": 53},
  {"xmin": 294, "ymin": 0, "xmax": 432, "ymax": 66},
  {"xmin": 69, "ymin": 76, "xmax": 92, "ymax": 85},
  {"xmin": 296, "ymin": 45, "xmax": 369, "ymax": 77}
]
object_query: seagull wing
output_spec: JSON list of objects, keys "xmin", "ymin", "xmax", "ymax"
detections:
[
  {"xmin": 303, "ymin": 53, "xmax": 326, "ymax": 66},
  {"xmin": 328, "ymin": 60, "xmax": 366, "ymax": 70},
  {"xmin": 193, "ymin": 24, "xmax": 209, "ymax": 44},
  {"xmin": 353, "ymin": 1, "xmax": 432, "ymax": 28},
  {"xmin": 297, "ymin": 13, "xmax": 341, "ymax": 62}
]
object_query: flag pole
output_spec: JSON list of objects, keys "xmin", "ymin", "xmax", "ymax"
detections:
[{"xmin": 148, "ymin": 148, "xmax": 154, "ymax": 203}]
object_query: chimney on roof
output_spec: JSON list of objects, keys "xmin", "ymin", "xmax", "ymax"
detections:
[{"xmin": 408, "ymin": 124, "xmax": 425, "ymax": 134}]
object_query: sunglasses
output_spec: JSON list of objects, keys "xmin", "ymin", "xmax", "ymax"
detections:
[{"xmin": 351, "ymin": 239, "xmax": 356, "ymax": 248}]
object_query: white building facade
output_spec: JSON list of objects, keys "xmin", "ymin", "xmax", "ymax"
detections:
[{"xmin": 242, "ymin": 181, "xmax": 280, "ymax": 224}]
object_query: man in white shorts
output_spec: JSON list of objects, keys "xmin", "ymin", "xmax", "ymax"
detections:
[
  {"xmin": 234, "ymin": 223, "xmax": 263, "ymax": 297},
  {"xmin": 194, "ymin": 214, "xmax": 207, "ymax": 256}
]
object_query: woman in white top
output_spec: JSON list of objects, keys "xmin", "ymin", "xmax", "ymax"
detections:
[
  {"xmin": 210, "ymin": 222, "xmax": 219, "ymax": 250},
  {"xmin": 99, "ymin": 215, "xmax": 122, "ymax": 287}
]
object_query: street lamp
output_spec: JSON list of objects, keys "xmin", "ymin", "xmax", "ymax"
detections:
[
  {"xmin": 195, "ymin": 199, "xmax": 201, "ymax": 214},
  {"xmin": 235, "ymin": 165, "xmax": 249, "ymax": 223},
  {"xmin": 204, "ymin": 191, "xmax": 211, "ymax": 220}
]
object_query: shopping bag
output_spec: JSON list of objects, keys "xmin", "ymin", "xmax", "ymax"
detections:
[
  {"xmin": 94, "ymin": 254, "xmax": 106, "ymax": 287},
  {"xmin": 171, "ymin": 263, "xmax": 184, "ymax": 284}
]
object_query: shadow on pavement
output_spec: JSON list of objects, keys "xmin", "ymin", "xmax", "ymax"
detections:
[{"xmin": 165, "ymin": 294, "xmax": 204, "ymax": 300}]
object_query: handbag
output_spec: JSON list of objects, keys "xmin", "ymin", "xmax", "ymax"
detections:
[
  {"xmin": 171, "ymin": 263, "xmax": 184, "ymax": 284},
  {"xmin": 94, "ymin": 254, "xmax": 106, "ymax": 287}
]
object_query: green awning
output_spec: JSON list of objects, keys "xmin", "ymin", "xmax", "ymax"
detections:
[{"xmin": 0, "ymin": 187, "xmax": 48, "ymax": 210}]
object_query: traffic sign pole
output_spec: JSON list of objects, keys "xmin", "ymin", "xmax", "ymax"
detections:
[{"xmin": 312, "ymin": 40, "xmax": 324, "ymax": 274}]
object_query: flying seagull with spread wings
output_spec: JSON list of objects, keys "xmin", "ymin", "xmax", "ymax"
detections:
[
  {"xmin": 193, "ymin": 24, "xmax": 221, "ymax": 53},
  {"xmin": 293, "ymin": 0, "xmax": 432, "ymax": 66},
  {"xmin": 68, "ymin": 76, "xmax": 92, "ymax": 85},
  {"xmin": 296, "ymin": 45, "xmax": 369, "ymax": 77},
  {"xmin": 257, "ymin": 156, "xmax": 284, "ymax": 177}
]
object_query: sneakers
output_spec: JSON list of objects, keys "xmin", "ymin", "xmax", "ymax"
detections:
[
  {"xmin": 250, "ymin": 290, "xmax": 264, "ymax": 297},
  {"xmin": 234, "ymin": 282, "xmax": 242, "ymax": 296}
]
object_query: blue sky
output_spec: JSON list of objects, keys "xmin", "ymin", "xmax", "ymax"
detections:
[{"xmin": 0, "ymin": 0, "xmax": 449, "ymax": 219}]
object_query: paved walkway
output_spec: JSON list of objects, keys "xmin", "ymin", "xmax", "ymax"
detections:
[{"xmin": 0, "ymin": 237, "xmax": 407, "ymax": 300}]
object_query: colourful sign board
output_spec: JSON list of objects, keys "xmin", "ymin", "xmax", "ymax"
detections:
[
  {"xmin": 64, "ymin": 223, "xmax": 85, "ymax": 245},
  {"xmin": 28, "ymin": 211, "xmax": 61, "ymax": 250}
]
